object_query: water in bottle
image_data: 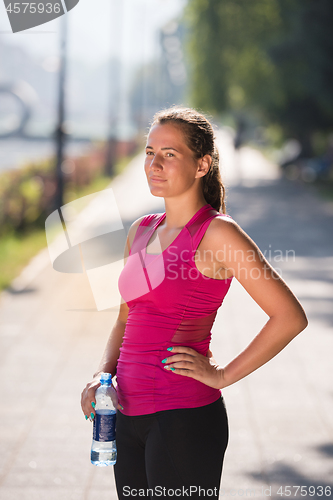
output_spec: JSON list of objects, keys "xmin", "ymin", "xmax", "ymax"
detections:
[{"xmin": 91, "ymin": 372, "xmax": 117, "ymax": 466}]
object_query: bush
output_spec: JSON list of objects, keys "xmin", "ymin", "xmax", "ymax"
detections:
[{"xmin": 0, "ymin": 144, "xmax": 108, "ymax": 237}]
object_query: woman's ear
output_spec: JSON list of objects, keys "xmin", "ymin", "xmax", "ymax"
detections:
[{"xmin": 196, "ymin": 155, "xmax": 212, "ymax": 178}]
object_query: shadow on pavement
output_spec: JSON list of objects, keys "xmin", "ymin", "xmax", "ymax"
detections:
[
  {"xmin": 317, "ymin": 442, "xmax": 333, "ymax": 458},
  {"xmin": 248, "ymin": 457, "xmax": 333, "ymax": 498},
  {"xmin": 227, "ymin": 178, "xmax": 333, "ymax": 259}
]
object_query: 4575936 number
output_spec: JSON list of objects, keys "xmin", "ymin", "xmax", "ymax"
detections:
[
  {"xmin": 277, "ymin": 486, "xmax": 331, "ymax": 496},
  {"xmin": 5, "ymin": 3, "xmax": 61, "ymax": 14}
]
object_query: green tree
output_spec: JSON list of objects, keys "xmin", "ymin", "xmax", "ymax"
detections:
[
  {"xmin": 185, "ymin": 0, "xmax": 333, "ymax": 154},
  {"xmin": 268, "ymin": 0, "xmax": 333, "ymax": 154}
]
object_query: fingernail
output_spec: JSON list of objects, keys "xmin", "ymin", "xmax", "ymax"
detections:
[
  {"xmin": 85, "ymin": 415, "xmax": 88, "ymax": 420},
  {"xmin": 161, "ymin": 358, "xmax": 167, "ymax": 363},
  {"xmin": 90, "ymin": 412, "xmax": 95, "ymax": 420},
  {"xmin": 167, "ymin": 347, "xmax": 173, "ymax": 351},
  {"xmin": 91, "ymin": 402, "xmax": 95, "ymax": 409},
  {"xmin": 170, "ymin": 367, "xmax": 175, "ymax": 371},
  {"xmin": 119, "ymin": 404, "xmax": 124, "ymax": 410}
]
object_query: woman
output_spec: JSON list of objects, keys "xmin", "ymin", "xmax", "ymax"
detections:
[{"xmin": 81, "ymin": 107, "xmax": 308, "ymax": 499}]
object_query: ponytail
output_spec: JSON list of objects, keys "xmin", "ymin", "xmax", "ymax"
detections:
[{"xmin": 201, "ymin": 146, "xmax": 226, "ymax": 213}]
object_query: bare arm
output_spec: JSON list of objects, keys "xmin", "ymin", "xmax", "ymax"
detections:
[
  {"xmin": 80, "ymin": 215, "xmax": 146, "ymax": 418},
  {"xmin": 93, "ymin": 302, "xmax": 129, "ymax": 378},
  {"xmin": 163, "ymin": 217, "xmax": 308, "ymax": 388},
  {"xmin": 80, "ymin": 304, "xmax": 128, "ymax": 418}
]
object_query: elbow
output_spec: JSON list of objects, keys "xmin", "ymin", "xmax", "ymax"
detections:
[
  {"xmin": 273, "ymin": 306, "xmax": 308, "ymax": 338},
  {"xmin": 293, "ymin": 309, "xmax": 308, "ymax": 336},
  {"xmin": 300, "ymin": 313, "xmax": 308, "ymax": 332}
]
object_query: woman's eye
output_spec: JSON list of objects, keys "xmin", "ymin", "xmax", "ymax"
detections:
[
  {"xmin": 166, "ymin": 152, "xmax": 174, "ymax": 157},
  {"xmin": 146, "ymin": 151, "xmax": 154, "ymax": 155}
]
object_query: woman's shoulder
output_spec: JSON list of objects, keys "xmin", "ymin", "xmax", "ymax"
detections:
[
  {"xmin": 127, "ymin": 212, "xmax": 164, "ymax": 249},
  {"xmin": 204, "ymin": 212, "xmax": 245, "ymax": 245},
  {"xmin": 205, "ymin": 213, "xmax": 260, "ymax": 255},
  {"xmin": 137, "ymin": 212, "xmax": 164, "ymax": 227},
  {"xmin": 210, "ymin": 212, "xmax": 238, "ymax": 229},
  {"xmin": 129, "ymin": 212, "xmax": 164, "ymax": 231}
]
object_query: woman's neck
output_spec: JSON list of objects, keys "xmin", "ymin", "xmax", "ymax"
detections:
[{"xmin": 163, "ymin": 197, "xmax": 208, "ymax": 230}]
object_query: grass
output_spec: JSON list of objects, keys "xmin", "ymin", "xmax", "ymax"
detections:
[
  {"xmin": 0, "ymin": 152, "xmax": 137, "ymax": 293},
  {"xmin": 0, "ymin": 229, "xmax": 47, "ymax": 291}
]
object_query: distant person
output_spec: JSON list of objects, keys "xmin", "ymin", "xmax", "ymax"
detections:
[
  {"xmin": 232, "ymin": 116, "xmax": 246, "ymax": 183},
  {"xmin": 233, "ymin": 116, "xmax": 246, "ymax": 150},
  {"xmin": 81, "ymin": 107, "xmax": 308, "ymax": 499}
]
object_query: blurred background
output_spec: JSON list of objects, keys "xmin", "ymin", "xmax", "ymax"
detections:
[
  {"xmin": 0, "ymin": 1, "xmax": 332, "ymax": 499},
  {"xmin": 0, "ymin": 0, "xmax": 188, "ymax": 290},
  {"xmin": 1, "ymin": 0, "xmax": 333, "ymax": 290}
]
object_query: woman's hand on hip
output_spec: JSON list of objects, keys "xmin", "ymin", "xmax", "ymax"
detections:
[{"xmin": 162, "ymin": 347, "xmax": 225, "ymax": 390}]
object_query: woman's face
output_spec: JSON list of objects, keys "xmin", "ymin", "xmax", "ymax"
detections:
[{"xmin": 144, "ymin": 123, "xmax": 206, "ymax": 200}]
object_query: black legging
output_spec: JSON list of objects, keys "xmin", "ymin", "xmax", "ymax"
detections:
[{"xmin": 114, "ymin": 397, "xmax": 229, "ymax": 499}]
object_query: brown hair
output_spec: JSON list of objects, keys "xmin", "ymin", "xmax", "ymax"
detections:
[{"xmin": 150, "ymin": 106, "xmax": 226, "ymax": 213}]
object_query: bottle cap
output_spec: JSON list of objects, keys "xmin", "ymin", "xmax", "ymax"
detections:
[{"xmin": 100, "ymin": 372, "xmax": 112, "ymax": 385}]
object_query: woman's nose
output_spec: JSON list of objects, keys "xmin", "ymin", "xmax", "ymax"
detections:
[{"xmin": 149, "ymin": 154, "xmax": 162, "ymax": 170}]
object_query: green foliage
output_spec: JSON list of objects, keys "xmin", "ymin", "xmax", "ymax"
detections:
[
  {"xmin": 0, "ymin": 145, "xmax": 107, "ymax": 237},
  {"xmin": 184, "ymin": 0, "xmax": 333, "ymax": 151},
  {"xmin": 0, "ymin": 148, "xmax": 137, "ymax": 291},
  {"xmin": 0, "ymin": 229, "xmax": 47, "ymax": 291},
  {"xmin": 185, "ymin": 0, "xmax": 281, "ymax": 111}
]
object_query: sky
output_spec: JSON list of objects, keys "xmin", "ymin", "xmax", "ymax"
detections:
[{"xmin": 0, "ymin": 0, "xmax": 187, "ymax": 66}]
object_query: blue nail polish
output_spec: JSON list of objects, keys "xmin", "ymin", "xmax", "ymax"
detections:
[
  {"xmin": 161, "ymin": 358, "xmax": 167, "ymax": 363},
  {"xmin": 170, "ymin": 367, "xmax": 175, "ymax": 371},
  {"xmin": 167, "ymin": 347, "xmax": 173, "ymax": 351},
  {"xmin": 85, "ymin": 415, "xmax": 88, "ymax": 420},
  {"xmin": 91, "ymin": 402, "xmax": 95, "ymax": 409},
  {"xmin": 90, "ymin": 412, "xmax": 95, "ymax": 419}
]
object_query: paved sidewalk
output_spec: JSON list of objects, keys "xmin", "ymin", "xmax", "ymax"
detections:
[{"xmin": 0, "ymin": 130, "xmax": 332, "ymax": 500}]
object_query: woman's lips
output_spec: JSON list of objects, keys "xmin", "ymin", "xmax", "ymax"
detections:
[{"xmin": 150, "ymin": 177, "xmax": 166, "ymax": 183}]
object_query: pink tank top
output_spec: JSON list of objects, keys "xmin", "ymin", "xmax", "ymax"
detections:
[{"xmin": 117, "ymin": 203, "xmax": 233, "ymax": 416}]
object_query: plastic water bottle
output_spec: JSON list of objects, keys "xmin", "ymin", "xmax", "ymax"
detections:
[{"xmin": 91, "ymin": 372, "xmax": 117, "ymax": 466}]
